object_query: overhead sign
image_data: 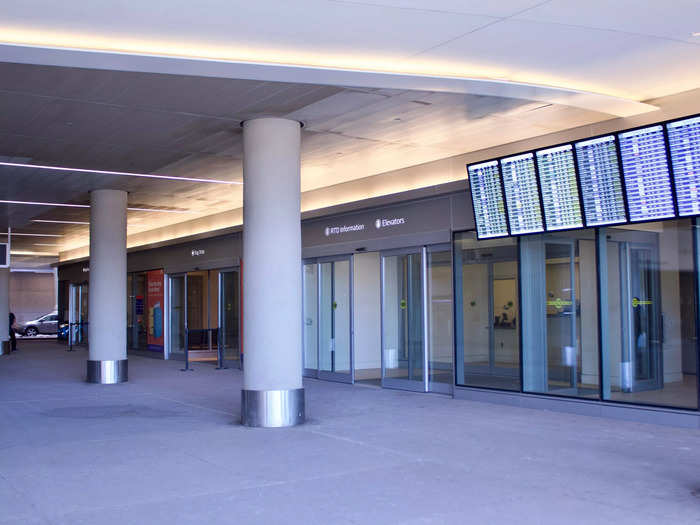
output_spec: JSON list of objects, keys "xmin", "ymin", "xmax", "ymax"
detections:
[{"xmin": 303, "ymin": 196, "xmax": 451, "ymax": 247}]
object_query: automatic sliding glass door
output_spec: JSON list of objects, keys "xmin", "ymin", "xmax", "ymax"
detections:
[
  {"xmin": 619, "ymin": 242, "xmax": 662, "ymax": 393},
  {"xmin": 303, "ymin": 256, "xmax": 353, "ymax": 383},
  {"xmin": 381, "ymin": 246, "xmax": 452, "ymax": 393},
  {"xmin": 169, "ymin": 274, "xmax": 186, "ymax": 358},
  {"xmin": 219, "ymin": 269, "xmax": 241, "ymax": 368},
  {"xmin": 382, "ymin": 248, "xmax": 425, "ymax": 391},
  {"xmin": 69, "ymin": 283, "xmax": 89, "ymax": 345}
]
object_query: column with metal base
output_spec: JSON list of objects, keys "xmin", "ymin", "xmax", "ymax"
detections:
[
  {"xmin": 87, "ymin": 189, "xmax": 128, "ymax": 383},
  {"xmin": 241, "ymin": 118, "xmax": 305, "ymax": 427},
  {"xmin": 0, "ymin": 268, "xmax": 9, "ymax": 355}
]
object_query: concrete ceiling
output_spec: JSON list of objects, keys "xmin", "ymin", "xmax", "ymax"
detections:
[
  {"xmin": 0, "ymin": 62, "xmax": 617, "ymax": 255},
  {"xmin": 1, "ymin": 1, "xmax": 699, "ymax": 258}
]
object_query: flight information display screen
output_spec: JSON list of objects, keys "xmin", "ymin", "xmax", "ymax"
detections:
[
  {"xmin": 500, "ymin": 153, "xmax": 544, "ymax": 234},
  {"xmin": 575, "ymin": 135, "xmax": 627, "ymax": 226},
  {"xmin": 468, "ymin": 161, "xmax": 508, "ymax": 238},
  {"xmin": 536, "ymin": 144, "xmax": 583, "ymax": 231},
  {"xmin": 619, "ymin": 125, "xmax": 675, "ymax": 222},
  {"xmin": 667, "ymin": 116, "xmax": 700, "ymax": 217}
]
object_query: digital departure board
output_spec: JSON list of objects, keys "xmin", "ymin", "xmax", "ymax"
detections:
[
  {"xmin": 575, "ymin": 135, "xmax": 627, "ymax": 226},
  {"xmin": 468, "ymin": 161, "xmax": 508, "ymax": 238},
  {"xmin": 536, "ymin": 145, "xmax": 583, "ymax": 231},
  {"xmin": 500, "ymin": 153, "xmax": 544, "ymax": 234},
  {"xmin": 619, "ymin": 125, "xmax": 675, "ymax": 222},
  {"xmin": 667, "ymin": 116, "xmax": 700, "ymax": 217}
]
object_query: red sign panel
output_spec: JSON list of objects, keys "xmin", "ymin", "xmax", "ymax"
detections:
[{"xmin": 146, "ymin": 269, "xmax": 164, "ymax": 350}]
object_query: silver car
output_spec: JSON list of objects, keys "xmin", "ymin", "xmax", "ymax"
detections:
[{"xmin": 17, "ymin": 312, "xmax": 59, "ymax": 336}]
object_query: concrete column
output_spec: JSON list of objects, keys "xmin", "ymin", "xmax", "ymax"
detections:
[
  {"xmin": 87, "ymin": 189, "xmax": 128, "ymax": 383},
  {"xmin": 241, "ymin": 117, "xmax": 304, "ymax": 427},
  {"xmin": 0, "ymin": 268, "xmax": 9, "ymax": 355}
]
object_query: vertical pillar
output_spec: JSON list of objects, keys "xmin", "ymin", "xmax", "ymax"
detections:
[
  {"xmin": 241, "ymin": 118, "xmax": 305, "ymax": 427},
  {"xmin": 0, "ymin": 268, "xmax": 9, "ymax": 355},
  {"xmin": 87, "ymin": 189, "xmax": 128, "ymax": 383}
]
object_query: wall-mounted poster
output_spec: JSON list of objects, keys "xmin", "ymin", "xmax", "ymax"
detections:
[{"xmin": 146, "ymin": 269, "xmax": 164, "ymax": 351}]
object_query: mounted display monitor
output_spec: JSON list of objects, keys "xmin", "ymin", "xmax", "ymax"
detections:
[
  {"xmin": 535, "ymin": 144, "xmax": 583, "ymax": 231},
  {"xmin": 467, "ymin": 161, "xmax": 508, "ymax": 239},
  {"xmin": 0, "ymin": 244, "xmax": 7, "ymax": 268},
  {"xmin": 667, "ymin": 116, "xmax": 700, "ymax": 217},
  {"xmin": 618, "ymin": 125, "xmax": 675, "ymax": 222},
  {"xmin": 574, "ymin": 135, "xmax": 627, "ymax": 226},
  {"xmin": 500, "ymin": 153, "xmax": 544, "ymax": 235}
]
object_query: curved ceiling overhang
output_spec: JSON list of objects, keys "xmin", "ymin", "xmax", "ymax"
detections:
[{"xmin": 0, "ymin": 42, "xmax": 657, "ymax": 118}]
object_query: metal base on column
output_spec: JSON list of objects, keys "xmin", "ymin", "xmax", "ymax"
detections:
[
  {"xmin": 86, "ymin": 359, "xmax": 128, "ymax": 384},
  {"xmin": 241, "ymin": 388, "xmax": 305, "ymax": 427}
]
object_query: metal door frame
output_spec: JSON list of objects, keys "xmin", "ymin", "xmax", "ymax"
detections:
[{"xmin": 302, "ymin": 255, "xmax": 354, "ymax": 384}]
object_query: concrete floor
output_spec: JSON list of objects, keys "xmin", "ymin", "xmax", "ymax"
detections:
[{"xmin": 1, "ymin": 342, "xmax": 700, "ymax": 524}]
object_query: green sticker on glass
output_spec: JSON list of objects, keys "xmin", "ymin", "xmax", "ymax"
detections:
[{"xmin": 400, "ymin": 299, "xmax": 407, "ymax": 309}]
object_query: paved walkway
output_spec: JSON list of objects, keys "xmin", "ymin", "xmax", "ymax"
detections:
[{"xmin": 1, "ymin": 342, "xmax": 699, "ymax": 524}]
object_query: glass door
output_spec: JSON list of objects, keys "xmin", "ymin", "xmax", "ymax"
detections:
[
  {"xmin": 381, "ymin": 248, "xmax": 426, "ymax": 391},
  {"xmin": 427, "ymin": 245, "xmax": 454, "ymax": 394},
  {"xmin": 544, "ymin": 239, "xmax": 579, "ymax": 396},
  {"xmin": 168, "ymin": 274, "xmax": 186, "ymax": 358},
  {"xmin": 303, "ymin": 263, "xmax": 318, "ymax": 375},
  {"xmin": 219, "ymin": 268, "xmax": 241, "ymax": 368},
  {"xmin": 620, "ymin": 242, "xmax": 663, "ymax": 392},
  {"xmin": 69, "ymin": 283, "xmax": 89, "ymax": 345},
  {"xmin": 302, "ymin": 256, "xmax": 353, "ymax": 383}
]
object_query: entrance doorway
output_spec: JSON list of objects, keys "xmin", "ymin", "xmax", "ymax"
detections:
[
  {"xmin": 381, "ymin": 245, "xmax": 452, "ymax": 394},
  {"xmin": 303, "ymin": 256, "xmax": 353, "ymax": 383},
  {"xmin": 167, "ymin": 268, "xmax": 241, "ymax": 367}
]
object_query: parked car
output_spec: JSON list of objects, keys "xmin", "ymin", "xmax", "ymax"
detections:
[{"xmin": 16, "ymin": 312, "xmax": 59, "ymax": 336}]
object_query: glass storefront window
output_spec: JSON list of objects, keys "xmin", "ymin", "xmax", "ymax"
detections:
[
  {"xmin": 454, "ymin": 233, "xmax": 520, "ymax": 391},
  {"xmin": 520, "ymin": 230, "xmax": 599, "ymax": 398},
  {"xmin": 601, "ymin": 220, "xmax": 698, "ymax": 409}
]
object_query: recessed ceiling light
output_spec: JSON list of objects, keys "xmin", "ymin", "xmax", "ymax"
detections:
[
  {"xmin": 1, "ymin": 232, "xmax": 63, "ymax": 237},
  {"xmin": 33, "ymin": 219, "xmax": 89, "ymax": 225},
  {"xmin": 0, "ymin": 161, "xmax": 242, "ymax": 185}
]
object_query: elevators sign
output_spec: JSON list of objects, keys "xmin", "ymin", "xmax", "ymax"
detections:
[
  {"xmin": 146, "ymin": 269, "xmax": 165, "ymax": 351},
  {"xmin": 303, "ymin": 196, "xmax": 451, "ymax": 247}
]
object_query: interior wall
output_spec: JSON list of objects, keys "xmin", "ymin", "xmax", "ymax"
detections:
[{"xmin": 353, "ymin": 252, "xmax": 381, "ymax": 377}]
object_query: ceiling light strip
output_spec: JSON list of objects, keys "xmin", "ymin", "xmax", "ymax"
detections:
[
  {"xmin": 0, "ymin": 199, "xmax": 192, "ymax": 213},
  {"xmin": 0, "ymin": 161, "xmax": 241, "ymax": 185},
  {"xmin": 33, "ymin": 219, "xmax": 89, "ymax": 225},
  {"xmin": 0, "ymin": 232, "xmax": 63, "ymax": 237}
]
